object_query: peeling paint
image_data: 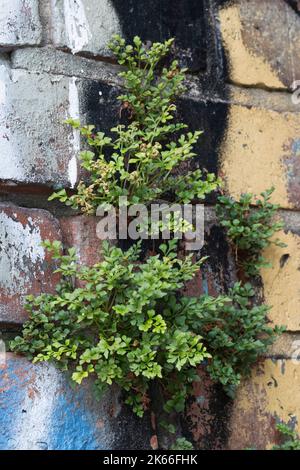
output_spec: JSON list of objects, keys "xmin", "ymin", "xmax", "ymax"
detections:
[
  {"xmin": 0, "ymin": 205, "xmax": 62, "ymax": 323},
  {"xmin": 219, "ymin": 3, "xmax": 285, "ymax": 89},
  {"xmin": 186, "ymin": 366, "xmax": 232, "ymax": 450},
  {"xmin": 0, "ymin": 212, "xmax": 45, "ymax": 295},
  {"xmin": 67, "ymin": 77, "xmax": 79, "ymax": 188},
  {"xmin": 283, "ymin": 138, "xmax": 300, "ymax": 209},
  {"xmin": 12, "ymin": 365, "xmax": 60, "ymax": 450},
  {"xmin": 51, "ymin": 0, "xmax": 121, "ymax": 56},
  {"xmin": 0, "ymin": 355, "xmax": 151, "ymax": 449},
  {"xmin": 0, "ymin": 60, "xmax": 78, "ymax": 186},
  {"xmin": 0, "ymin": 66, "xmax": 6, "ymax": 104},
  {"xmin": 0, "ymin": 0, "xmax": 299, "ymax": 452},
  {"xmin": 260, "ymin": 230, "xmax": 300, "ymax": 331},
  {"xmin": 221, "ymin": 103, "xmax": 300, "ymax": 209},
  {"xmin": 239, "ymin": 0, "xmax": 300, "ymax": 90},
  {"xmin": 229, "ymin": 360, "xmax": 300, "ymax": 449}
]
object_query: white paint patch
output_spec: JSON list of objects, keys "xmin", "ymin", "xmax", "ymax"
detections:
[
  {"xmin": 0, "ymin": 213, "xmax": 45, "ymax": 295},
  {"xmin": 67, "ymin": 77, "xmax": 80, "ymax": 188},
  {"xmin": 63, "ymin": 0, "xmax": 92, "ymax": 53},
  {"xmin": 52, "ymin": 0, "xmax": 121, "ymax": 55},
  {"xmin": 12, "ymin": 365, "xmax": 60, "ymax": 450},
  {"xmin": 68, "ymin": 154, "xmax": 78, "ymax": 188}
]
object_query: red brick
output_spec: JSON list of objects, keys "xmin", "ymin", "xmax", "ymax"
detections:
[
  {"xmin": 59, "ymin": 215, "xmax": 108, "ymax": 267},
  {"xmin": 0, "ymin": 204, "xmax": 61, "ymax": 324},
  {"xmin": 183, "ymin": 269, "xmax": 218, "ymax": 297}
]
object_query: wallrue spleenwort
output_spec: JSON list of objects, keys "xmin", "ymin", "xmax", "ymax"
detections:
[
  {"xmin": 102, "ymin": 454, "xmax": 198, "ymax": 466},
  {"xmin": 10, "ymin": 36, "xmax": 285, "ymax": 441},
  {"xmin": 216, "ymin": 188, "xmax": 286, "ymax": 277}
]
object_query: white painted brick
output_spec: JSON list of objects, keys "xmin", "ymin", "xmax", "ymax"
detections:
[
  {"xmin": 0, "ymin": 0, "xmax": 42, "ymax": 49},
  {"xmin": 0, "ymin": 58, "xmax": 80, "ymax": 186},
  {"xmin": 50, "ymin": 0, "xmax": 121, "ymax": 55},
  {"xmin": 0, "ymin": 204, "xmax": 61, "ymax": 323}
]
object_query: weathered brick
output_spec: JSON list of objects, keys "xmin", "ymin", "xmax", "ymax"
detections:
[
  {"xmin": 260, "ymin": 219, "xmax": 300, "ymax": 331},
  {"xmin": 0, "ymin": 204, "xmax": 61, "ymax": 324},
  {"xmin": 0, "ymin": 58, "xmax": 81, "ymax": 187},
  {"xmin": 11, "ymin": 46, "xmax": 122, "ymax": 83},
  {"xmin": 0, "ymin": 56, "xmax": 126, "ymax": 187},
  {"xmin": 219, "ymin": 0, "xmax": 300, "ymax": 90},
  {"xmin": 0, "ymin": 354, "xmax": 151, "ymax": 450},
  {"xmin": 0, "ymin": 0, "xmax": 42, "ymax": 49},
  {"xmin": 106, "ymin": 0, "xmax": 207, "ymax": 72},
  {"xmin": 220, "ymin": 102, "xmax": 300, "ymax": 209},
  {"xmin": 60, "ymin": 215, "xmax": 112, "ymax": 267},
  {"xmin": 228, "ymin": 359, "xmax": 300, "ymax": 450},
  {"xmin": 3, "ymin": 56, "xmax": 228, "ymax": 189}
]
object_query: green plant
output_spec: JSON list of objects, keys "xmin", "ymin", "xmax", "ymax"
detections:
[
  {"xmin": 49, "ymin": 35, "xmax": 220, "ymax": 213},
  {"xmin": 272, "ymin": 422, "xmax": 300, "ymax": 450},
  {"xmin": 10, "ymin": 239, "xmax": 212, "ymax": 417},
  {"xmin": 10, "ymin": 36, "xmax": 285, "ymax": 432},
  {"xmin": 10, "ymin": 240, "xmax": 282, "ymax": 414},
  {"xmin": 164, "ymin": 282, "xmax": 284, "ymax": 398},
  {"xmin": 216, "ymin": 188, "xmax": 286, "ymax": 277}
]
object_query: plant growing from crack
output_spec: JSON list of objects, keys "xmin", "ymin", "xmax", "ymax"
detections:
[
  {"xmin": 10, "ymin": 36, "xmax": 285, "ymax": 447},
  {"xmin": 247, "ymin": 421, "xmax": 300, "ymax": 451}
]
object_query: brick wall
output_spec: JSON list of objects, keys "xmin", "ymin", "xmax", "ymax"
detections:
[{"xmin": 0, "ymin": 0, "xmax": 299, "ymax": 450}]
